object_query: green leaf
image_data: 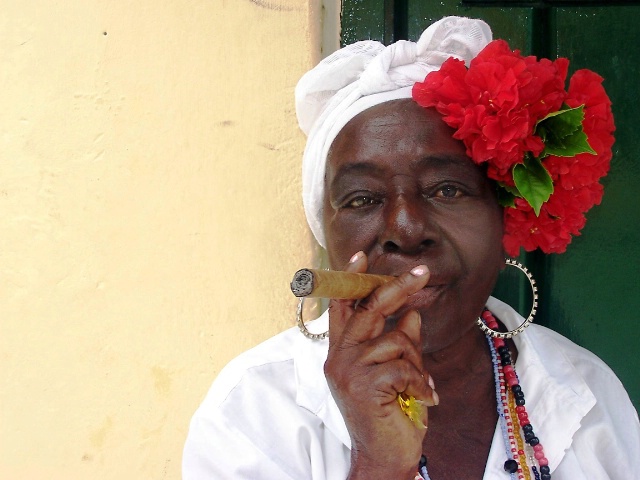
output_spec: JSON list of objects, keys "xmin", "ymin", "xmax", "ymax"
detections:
[
  {"xmin": 495, "ymin": 182, "xmax": 521, "ymax": 208},
  {"xmin": 537, "ymin": 105, "xmax": 584, "ymax": 138},
  {"xmin": 513, "ymin": 157, "xmax": 554, "ymax": 216},
  {"xmin": 497, "ymin": 182, "xmax": 522, "ymax": 198},
  {"xmin": 496, "ymin": 186, "xmax": 517, "ymax": 208},
  {"xmin": 536, "ymin": 105, "xmax": 596, "ymax": 158},
  {"xmin": 543, "ymin": 129, "xmax": 595, "ymax": 157}
]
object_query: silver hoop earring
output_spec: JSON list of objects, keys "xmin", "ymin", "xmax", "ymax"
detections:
[
  {"xmin": 296, "ymin": 297, "xmax": 328, "ymax": 340},
  {"xmin": 477, "ymin": 258, "xmax": 538, "ymax": 339}
]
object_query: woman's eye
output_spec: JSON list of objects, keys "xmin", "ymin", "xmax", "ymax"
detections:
[
  {"xmin": 435, "ymin": 185, "xmax": 462, "ymax": 198},
  {"xmin": 345, "ymin": 196, "xmax": 378, "ymax": 208}
]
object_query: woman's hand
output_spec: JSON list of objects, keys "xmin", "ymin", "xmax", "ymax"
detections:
[{"xmin": 324, "ymin": 251, "xmax": 438, "ymax": 480}]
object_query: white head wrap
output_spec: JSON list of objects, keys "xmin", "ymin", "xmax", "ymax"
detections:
[{"xmin": 295, "ymin": 16, "xmax": 492, "ymax": 247}]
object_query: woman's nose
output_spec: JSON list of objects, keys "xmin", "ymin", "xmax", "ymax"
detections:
[{"xmin": 380, "ymin": 195, "xmax": 438, "ymax": 254}]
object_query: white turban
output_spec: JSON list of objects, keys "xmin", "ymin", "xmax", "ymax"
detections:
[{"xmin": 295, "ymin": 16, "xmax": 492, "ymax": 248}]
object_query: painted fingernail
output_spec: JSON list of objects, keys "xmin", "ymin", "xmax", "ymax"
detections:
[
  {"xmin": 349, "ymin": 251, "xmax": 363, "ymax": 263},
  {"xmin": 410, "ymin": 265, "xmax": 428, "ymax": 276},
  {"xmin": 432, "ymin": 390, "xmax": 440, "ymax": 406},
  {"xmin": 428, "ymin": 375, "xmax": 435, "ymax": 390}
]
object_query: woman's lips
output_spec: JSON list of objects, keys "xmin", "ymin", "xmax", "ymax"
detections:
[
  {"xmin": 367, "ymin": 260, "xmax": 451, "ymax": 310},
  {"xmin": 378, "ymin": 284, "xmax": 446, "ymax": 326},
  {"xmin": 404, "ymin": 284, "xmax": 446, "ymax": 311}
]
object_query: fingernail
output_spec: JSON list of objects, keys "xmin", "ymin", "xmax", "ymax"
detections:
[
  {"xmin": 410, "ymin": 265, "xmax": 428, "ymax": 276},
  {"xmin": 432, "ymin": 390, "xmax": 440, "ymax": 406},
  {"xmin": 427, "ymin": 375, "xmax": 435, "ymax": 390},
  {"xmin": 349, "ymin": 251, "xmax": 363, "ymax": 264}
]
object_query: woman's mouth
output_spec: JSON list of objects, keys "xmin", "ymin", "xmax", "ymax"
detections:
[{"xmin": 405, "ymin": 284, "xmax": 446, "ymax": 310}]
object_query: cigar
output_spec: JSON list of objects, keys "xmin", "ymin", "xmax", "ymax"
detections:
[{"xmin": 290, "ymin": 269, "xmax": 395, "ymax": 299}]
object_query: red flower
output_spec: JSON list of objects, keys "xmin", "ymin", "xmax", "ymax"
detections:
[
  {"xmin": 413, "ymin": 40, "xmax": 614, "ymax": 255},
  {"xmin": 413, "ymin": 40, "xmax": 568, "ymax": 182},
  {"xmin": 412, "ymin": 58, "xmax": 471, "ymax": 108},
  {"xmin": 502, "ymin": 182, "xmax": 603, "ymax": 256}
]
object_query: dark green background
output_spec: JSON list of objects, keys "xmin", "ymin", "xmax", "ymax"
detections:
[{"xmin": 342, "ymin": 0, "xmax": 640, "ymax": 409}]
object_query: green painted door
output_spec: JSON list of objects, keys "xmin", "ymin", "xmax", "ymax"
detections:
[{"xmin": 342, "ymin": 0, "xmax": 640, "ymax": 408}]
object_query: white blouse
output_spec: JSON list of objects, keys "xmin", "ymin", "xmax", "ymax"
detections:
[{"xmin": 183, "ymin": 297, "xmax": 640, "ymax": 479}]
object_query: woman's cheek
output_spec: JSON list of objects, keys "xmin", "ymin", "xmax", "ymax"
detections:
[{"xmin": 326, "ymin": 214, "xmax": 378, "ymax": 264}]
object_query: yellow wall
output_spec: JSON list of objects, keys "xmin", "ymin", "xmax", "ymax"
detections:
[{"xmin": 0, "ymin": 1, "xmax": 334, "ymax": 478}]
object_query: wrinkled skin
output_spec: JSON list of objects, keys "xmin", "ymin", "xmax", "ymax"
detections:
[{"xmin": 322, "ymin": 99, "xmax": 506, "ymax": 479}]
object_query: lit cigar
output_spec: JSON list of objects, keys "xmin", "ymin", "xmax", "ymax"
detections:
[{"xmin": 290, "ymin": 269, "xmax": 395, "ymax": 299}]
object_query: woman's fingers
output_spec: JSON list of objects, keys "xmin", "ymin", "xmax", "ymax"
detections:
[
  {"xmin": 327, "ymin": 251, "xmax": 367, "ymax": 347},
  {"xmin": 394, "ymin": 309, "xmax": 438, "ymax": 403},
  {"xmin": 363, "ymin": 265, "xmax": 430, "ymax": 318},
  {"xmin": 396, "ymin": 309, "xmax": 422, "ymax": 348},
  {"xmin": 328, "ymin": 255, "xmax": 433, "ymax": 394},
  {"xmin": 328, "ymin": 253, "xmax": 431, "ymax": 348},
  {"xmin": 335, "ymin": 331, "xmax": 438, "ymax": 408},
  {"xmin": 323, "ymin": 255, "xmax": 436, "ymax": 473},
  {"xmin": 340, "ymin": 265, "xmax": 430, "ymax": 345},
  {"xmin": 371, "ymin": 359, "xmax": 437, "ymax": 408},
  {"xmin": 357, "ymin": 319, "xmax": 422, "ymax": 372}
]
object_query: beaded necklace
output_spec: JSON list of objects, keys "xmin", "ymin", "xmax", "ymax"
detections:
[{"xmin": 416, "ymin": 309, "xmax": 551, "ymax": 480}]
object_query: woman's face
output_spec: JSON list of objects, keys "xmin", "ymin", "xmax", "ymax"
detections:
[{"xmin": 322, "ymin": 99, "xmax": 505, "ymax": 352}]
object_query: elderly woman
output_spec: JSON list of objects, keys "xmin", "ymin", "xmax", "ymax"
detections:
[{"xmin": 183, "ymin": 17, "xmax": 639, "ymax": 479}]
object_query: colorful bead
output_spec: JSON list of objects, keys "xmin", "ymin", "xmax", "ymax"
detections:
[
  {"xmin": 484, "ymin": 309, "xmax": 550, "ymax": 479},
  {"xmin": 532, "ymin": 466, "xmax": 542, "ymax": 480},
  {"xmin": 488, "ymin": 336, "xmax": 518, "ymax": 480},
  {"xmin": 416, "ymin": 309, "xmax": 550, "ymax": 479},
  {"xmin": 505, "ymin": 459, "xmax": 519, "ymax": 473}
]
